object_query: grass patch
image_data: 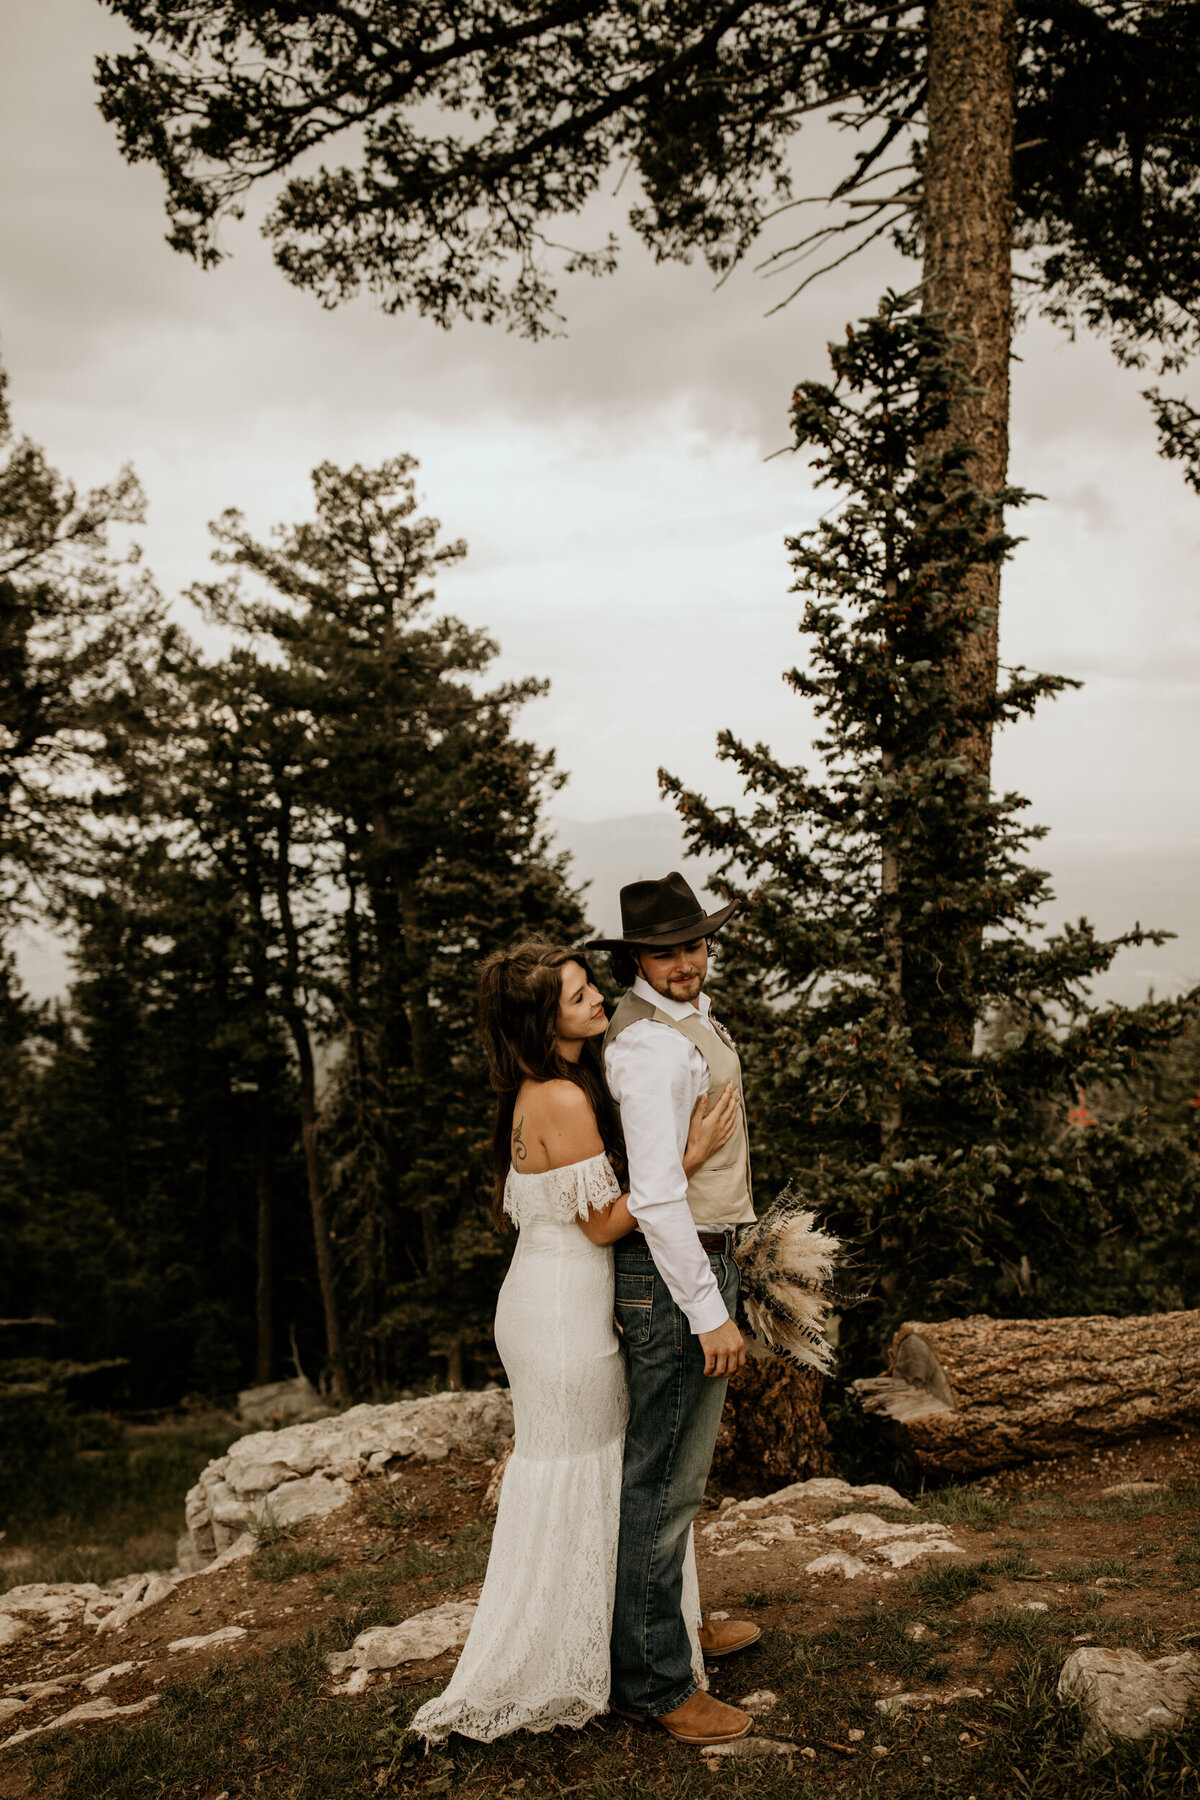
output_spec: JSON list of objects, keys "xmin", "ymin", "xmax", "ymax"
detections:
[
  {"xmin": 1059, "ymin": 1558, "xmax": 1134, "ymax": 1584},
  {"xmin": 742, "ymin": 1587, "xmax": 802, "ymax": 1607},
  {"xmin": 251, "ymin": 1544, "xmax": 336, "ymax": 1585},
  {"xmin": 977, "ymin": 1607, "xmax": 1062, "ymax": 1652},
  {"xmin": 361, "ymin": 1483, "xmax": 434, "ymax": 1532},
  {"xmin": 791, "ymin": 1602, "xmax": 952, "ymax": 1687},
  {"xmin": 324, "ymin": 1519, "xmax": 492, "ymax": 1605},
  {"xmin": 919, "ymin": 1485, "xmax": 1011, "ymax": 1529},
  {"xmin": 907, "ymin": 1549, "xmax": 1033, "ymax": 1608}
]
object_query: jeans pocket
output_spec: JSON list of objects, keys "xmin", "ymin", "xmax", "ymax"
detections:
[{"xmin": 613, "ymin": 1271, "xmax": 654, "ymax": 1346}]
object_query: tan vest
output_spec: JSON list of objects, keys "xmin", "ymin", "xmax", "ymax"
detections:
[{"xmin": 605, "ymin": 991, "xmax": 756, "ymax": 1229}]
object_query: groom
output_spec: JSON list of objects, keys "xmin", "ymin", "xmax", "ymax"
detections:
[{"xmin": 590, "ymin": 872, "xmax": 761, "ymax": 1746}]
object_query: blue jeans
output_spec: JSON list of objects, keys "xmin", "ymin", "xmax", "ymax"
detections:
[{"xmin": 610, "ymin": 1237, "xmax": 739, "ymax": 1717}]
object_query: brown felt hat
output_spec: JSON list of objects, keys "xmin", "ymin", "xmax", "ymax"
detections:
[{"xmin": 586, "ymin": 871, "xmax": 739, "ymax": 953}]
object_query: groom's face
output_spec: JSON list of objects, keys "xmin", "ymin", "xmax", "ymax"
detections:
[{"xmin": 634, "ymin": 937, "xmax": 709, "ymax": 1007}]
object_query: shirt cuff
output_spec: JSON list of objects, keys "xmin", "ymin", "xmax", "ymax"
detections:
[{"xmin": 687, "ymin": 1288, "xmax": 736, "ymax": 1336}]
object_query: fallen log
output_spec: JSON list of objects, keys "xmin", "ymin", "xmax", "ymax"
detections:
[{"xmin": 849, "ymin": 1310, "xmax": 1200, "ymax": 1476}]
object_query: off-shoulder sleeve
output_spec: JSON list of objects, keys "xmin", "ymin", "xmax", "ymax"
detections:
[{"xmin": 549, "ymin": 1154, "xmax": 620, "ymax": 1223}]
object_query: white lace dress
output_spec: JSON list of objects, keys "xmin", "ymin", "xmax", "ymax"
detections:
[{"xmin": 411, "ymin": 1153, "xmax": 704, "ymax": 1743}]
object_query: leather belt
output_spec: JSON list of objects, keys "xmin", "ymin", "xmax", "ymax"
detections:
[{"xmin": 626, "ymin": 1227, "xmax": 737, "ymax": 1255}]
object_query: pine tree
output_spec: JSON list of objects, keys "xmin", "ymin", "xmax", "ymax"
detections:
[
  {"xmin": 192, "ymin": 457, "xmax": 588, "ymax": 1390},
  {"xmin": 662, "ymin": 293, "xmax": 1197, "ymax": 1363}
]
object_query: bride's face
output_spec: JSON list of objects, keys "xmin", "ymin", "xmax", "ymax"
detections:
[{"xmin": 555, "ymin": 960, "xmax": 608, "ymax": 1048}]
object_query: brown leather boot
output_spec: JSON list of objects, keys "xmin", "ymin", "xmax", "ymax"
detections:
[
  {"xmin": 655, "ymin": 1690, "xmax": 754, "ymax": 1744},
  {"xmin": 697, "ymin": 1617, "xmax": 763, "ymax": 1659}
]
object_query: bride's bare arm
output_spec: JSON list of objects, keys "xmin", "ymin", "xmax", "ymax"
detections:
[{"xmin": 576, "ymin": 1191, "xmax": 635, "ymax": 1246}]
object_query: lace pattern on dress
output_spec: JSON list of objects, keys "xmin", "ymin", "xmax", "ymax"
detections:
[{"xmin": 502, "ymin": 1152, "xmax": 620, "ymax": 1229}]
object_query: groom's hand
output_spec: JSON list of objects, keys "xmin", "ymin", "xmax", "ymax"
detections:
[{"xmin": 698, "ymin": 1318, "xmax": 745, "ymax": 1378}]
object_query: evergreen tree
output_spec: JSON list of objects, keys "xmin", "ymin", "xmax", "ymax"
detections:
[
  {"xmin": 192, "ymin": 457, "xmax": 588, "ymax": 1390},
  {"xmin": 662, "ymin": 294, "xmax": 1197, "ymax": 1362},
  {"xmin": 0, "ymin": 358, "xmax": 162, "ymax": 925}
]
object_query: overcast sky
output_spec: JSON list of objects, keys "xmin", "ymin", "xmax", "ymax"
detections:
[{"xmin": 3, "ymin": 0, "xmax": 1198, "ymax": 1004}]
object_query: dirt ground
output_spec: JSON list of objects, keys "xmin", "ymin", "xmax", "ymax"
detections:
[{"xmin": 2, "ymin": 1428, "xmax": 1200, "ymax": 1796}]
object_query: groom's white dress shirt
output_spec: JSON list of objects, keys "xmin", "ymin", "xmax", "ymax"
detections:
[{"xmin": 603, "ymin": 975, "xmax": 731, "ymax": 1336}]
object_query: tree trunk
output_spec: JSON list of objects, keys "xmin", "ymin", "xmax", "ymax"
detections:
[
  {"xmin": 850, "ymin": 1312, "xmax": 1200, "ymax": 1474},
  {"xmin": 254, "ymin": 1091, "xmax": 273, "ymax": 1386},
  {"xmin": 275, "ymin": 793, "xmax": 351, "ymax": 1407},
  {"xmin": 922, "ymin": 0, "xmax": 1015, "ymax": 787},
  {"xmin": 711, "ymin": 1343, "xmax": 832, "ymax": 1493}
]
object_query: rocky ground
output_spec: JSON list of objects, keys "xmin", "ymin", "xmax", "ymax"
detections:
[{"xmin": 2, "ymin": 1407, "xmax": 1199, "ymax": 1798}]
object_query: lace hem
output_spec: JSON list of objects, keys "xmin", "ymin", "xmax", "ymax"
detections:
[{"xmin": 503, "ymin": 1153, "xmax": 620, "ymax": 1228}]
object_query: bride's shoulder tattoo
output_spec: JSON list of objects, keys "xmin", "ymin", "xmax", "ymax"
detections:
[{"xmin": 512, "ymin": 1116, "xmax": 527, "ymax": 1163}]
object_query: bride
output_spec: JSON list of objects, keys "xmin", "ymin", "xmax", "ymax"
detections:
[{"xmin": 411, "ymin": 940, "xmax": 738, "ymax": 1743}]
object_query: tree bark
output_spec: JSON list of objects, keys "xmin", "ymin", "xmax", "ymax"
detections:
[
  {"xmin": 851, "ymin": 1312, "xmax": 1200, "ymax": 1474},
  {"xmin": 254, "ymin": 1091, "xmax": 273, "ymax": 1386},
  {"xmin": 922, "ymin": 0, "xmax": 1015, "ymax": 786},
  {"xmin": 711, "ymin": 1344, "xmax": 832, "ymax": 1493}
]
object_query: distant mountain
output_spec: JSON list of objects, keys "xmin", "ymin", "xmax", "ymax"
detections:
[{"xmin": 550, "ymin": 814, "xmax": 1199, "ymax": 1009}]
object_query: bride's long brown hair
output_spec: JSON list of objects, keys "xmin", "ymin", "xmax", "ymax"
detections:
[{"xmin": 479, "ymin": 941, "xmax": 625, "ymax": 1229}]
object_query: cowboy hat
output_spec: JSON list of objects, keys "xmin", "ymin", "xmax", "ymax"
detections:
[{"xmin": 586, "ymin": 871, "xmax": 740, "ymax": 952}]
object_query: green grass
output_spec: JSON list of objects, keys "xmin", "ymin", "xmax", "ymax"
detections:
[
  {"xmin": 919, "ymin": 1485, "xmax": 1012, "ymax": 1529},
  {"xmin": 741, "ymin": 1586, "xmax": 802, "ymax": 1607},
  {"xmin": 323, "ymin": 1519, "xmax": 492, "ymax": 1605},
  {"xmin": 251, "ymin": 1543, "xmax": 336, "ymax": 1584},
  {"xmin": 361, "ymin": 1482, "xmax": 434, "ymax": 1532},
  {"xmin": 0, "ymin": 1415, "xmax": 240, "ymax": 1587},
  {"xmin": 24, "ymin": 1604, "xmax": 1200, "ymax": 1800},
  {"xmin": 907, "ymin": 1548, "xmax": 1034, "ymax": 1608},
  {"xmin": 1059, "ymin": 1559, "xmax": 1134, "ymax": 1584}
]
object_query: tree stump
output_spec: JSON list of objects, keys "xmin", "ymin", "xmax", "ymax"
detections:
[
  {"xmin": 850, "ymin": 1310, "xmax": 1200, "ymax": 1475},
  {"xmin": 711, "ymin": 1343, "xmax": 832, "ymax": 1491}
]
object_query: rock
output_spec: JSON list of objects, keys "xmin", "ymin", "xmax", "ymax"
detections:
[
  {"xmin": 1058, "ymin": 1647, "xmax": 1200, "ymax": 1749},
  {"xmin": 805, "ymin": 1551, "xmax": 871, "ymax": 1580},
  {"xmin": 82, "ymin": 1662, "xmax": 139, "ymax": 1692},
  {"xmin": 1099, "ymin": 1481, "xmax": 1166, "ymax": 1500},
  {"xmin": 738, "ymin": 1689, "xmax": 780, "ymax": 1713},
  {"xmin": 0, "ymin": 1582, "xmax": 106, "ymax": 1627},
  {"xmin": 167, "ymin": 1625, "xmax": 249, "ymax": 1654},
  {"xmin": 904, "ymin": 1623, "xmax": 935, "ymax": 1641},
  {"xmin": 173, "ymin": 1535, "xmax": 209, "ymax": 1577},
  {"xmin": 1, "ymin": 1693, "xmax": 157, "ymax": 1748},
  {"xmin": 252, "ymin": 1473, "xmax": 351, "ymax": 1533},
  {"xmin": 875, "ymin": 1687, "xmax": 984, "ymax": 1716},
  {"xmin": 237, "ymin": 1377, "xmax": 331, "ymax": 1430},
  {"xmin": 326, "ymin": 1601, "xmax": 478, "ymax": 1677},
  {"xmin": 705, "ymin": 1485, "xmax": 959, "ymax": 1580},
  {"xmin": 0, "ymin": 1618, "xmax": 27, "ymax": 1650},
  {"xmin": 96, "ymin": 1573, "xmax": 176, "ymax": 1634},
  {"xmin": 0, "ymin": 1699, "xmax": 25, "ymax": 1724},
  {"xmin": 182, "ymin": 1389, "xmax": 513, "ymax": 1568},
  {"xmin": 1020, "ymin": 1601, "xmax": 1050, "ymax": 1613}
]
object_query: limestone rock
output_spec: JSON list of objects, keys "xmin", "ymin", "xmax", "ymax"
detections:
[
  {"xmin": 738, "ymin": 1689, "xmax": 780, "ymax": 1713},
  {"xmin": 167, "ymin": 1625, "xmax": 248, "ymax": 1654},
  {"xmin": 703, "ymin": 1480, "xmax": 959, "ymax": 1580},
  {"xmin": 0, "ymin": 1617, "xmax": 27, "ymax": 1650},
  {"xmin": 81, "ymin": 1662, "xmax": 139, "ymax": 1692},
  {"xmin": 326, "ymin": 1601, "xmax": 478, "ymax": 1677},
  {"xmin": 96, "ymin": 1573, "xmax": 176, "ymax": 1634},
  {"xmin": 182, "ymin": 1388, "xmax": 513, "ymax": 1568},
  {"xmin": 1058, "ymin": 1647, "xmax": 1200, "ymax": 1749},
  {"xmin": 1, "ymin": 1693, "xmax": 157, "ymax": 1748}
]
